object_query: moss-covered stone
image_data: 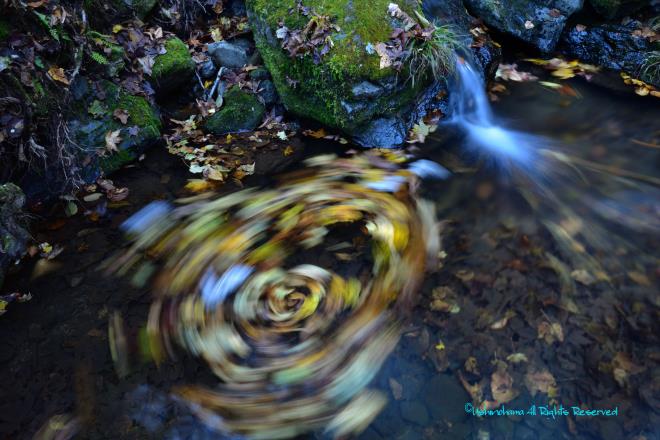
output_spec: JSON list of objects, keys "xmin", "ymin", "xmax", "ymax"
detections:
[
  {"xmin": 151, "ymin": 37, "xmax": 195, "ymax": 91},
  {"xmin": 588, "ymin": 0, "xmax": 647, "ymax": 19},
  {"xmin": 205, "ymin": 87, "xmax": 265, "ymax": 135},
  {"xmin": 246, "ymin": 0, "xmax": 430, "ymax": 144},
  {"xmin": 68, "ymin": 78, "xmax": 162, "ymax": 180},
  {"xmin": 0, "ymin": 19, "xmax": 11, "ymax": 41}
]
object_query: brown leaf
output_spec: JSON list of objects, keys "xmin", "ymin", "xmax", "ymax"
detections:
[
  {"xmin": 491, "ymin": 368, "xmax": 518, "ymax": 404},
  {"xmin": 389, "ymin": 378, "xmax": 403, "ymax": 400},
  {"xmin": 113, "ymin": 109, "xmax": 129, "ymax": 125},
  {"xmin": 537, "ymin": 321, "xmax": 564, "ymax": 344},
  {"xmin": 524, "ymin": 369, "xmax": 557, "ymax": 396}
]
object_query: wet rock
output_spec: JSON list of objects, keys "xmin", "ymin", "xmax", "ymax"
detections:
[
  {"xmin": 588, "ymin": 0, "xmax": 648, "ymax": 19},
  {"xmin": 353, "ymin": 117, "xmax": 408, "ymax": 148},
  {"xmin": 559, "ymin": 22, "xmax": 659, "ymax": 87},
  {"xmin": 464, "ymin": 0, "xmax": 584, "ymax": 53},
  {"xmin": 0, "ymin": 183, "xmax": 29, "ymax": 289},
  {"xmin": 65, "ymin": 78, "xmax": 162, "ymax": 184},
  {"xmin": 422, "ymin": 374, "xmax": 469, "ymax": 423},
  {"xmin": 205, "ymin": 87, "xmax": 265, "ymax": 135},
  {"xmin": 208, "ymin": 39, "xmax": 252, "ymax": 69},
  {"xmin": 352, "ymin": 81, "xmax": 384, "ymax": 99},
  {"xmin": 257, "ymin": 79, "xmax": 279, "ymax": 105},
  {"xmin": 199, "ymin": 59, "xmax": 217, "ymax": 80},
  {"xmin": 151, "ymin": 37, "xmax": 196, "ymax": 92},
  {"xmin": 249, "ymin": 66, "xmax": 271, "ymax": 81},
  {"xmin": 226, "ymin": 0, "xmax": 248, "ymax": 16},
  {"xmin": 400, "ymin": 401, "xmax": 429, "ymax": 426}
]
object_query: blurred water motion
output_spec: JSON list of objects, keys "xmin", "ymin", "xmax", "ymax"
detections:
[{"xmin": 105, "ymin": 151, "xmax": 441, "ymax": 439}]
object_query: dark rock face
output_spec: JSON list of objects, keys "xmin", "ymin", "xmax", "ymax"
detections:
[
  {"xmin": 353, "ymin": 117, "xmax": 408, "ymax": 147},
  {"xmin": 463, "ymin": 0, "xmax": 584, "ymax": 53},
  {"xmin": 0, "ymin": 183, "xmax": 29, "ymax": 289},
  {"xmin": 257, "ymin": 79, "xmax": 279, "ymax": 105},
  {"xmin": 588, "ymin": 0, "xmax": 648, "ymax": 19},
  {"xmin": 205, "ymin": 87, "xmax": 265, "ymax": 135},
  {"xmin": 560, "ymin": 22, "xmax": 659, "ymax": 87},
  {"xmin": 208, "ymin": 39, "xmax": 252, "ymax": 68},
  {"xmin": 199, "ymin": 59, "xmax": 217, "ymax": 80}
]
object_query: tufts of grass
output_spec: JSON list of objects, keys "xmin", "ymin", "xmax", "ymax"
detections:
[
  {"xmin": 406, "ymin": 24, "xmax": 464, "ymax": 86},
  {"xmin": 639, "ymin": 51, "xmax": 660, "ymax": 85}
]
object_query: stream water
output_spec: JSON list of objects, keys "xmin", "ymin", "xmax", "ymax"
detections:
[{"xmin": 0, "ymin": 61, "xmax": 659, "ymax": 440}]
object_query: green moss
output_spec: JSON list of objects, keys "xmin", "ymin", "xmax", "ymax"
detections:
[
  {"xmin": 116, "ymin": 94, "xmax": 162, "ymax": 136},
  {"xmin": 248, "ymin": 0, "xmax": 419, "ymax": 80},
  {"xmin": 0, "ymin": 19, "xmax": 10, "ymax": 41},
  {"xmin": 205, "ymin": 87, "xmax": 265, "ymax": 135},
  {"xmin": 247, "ymin": 0, "xmax": 431, "ymax": 132},
  {"xmin": 151, "ymin": 37, "xmax": 195, "ymax": 88}
]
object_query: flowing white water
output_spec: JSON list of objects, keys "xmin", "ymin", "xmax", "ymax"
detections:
[
  {"xmin": 445, "ymin": 58, "xmax": 545, "ymax": 171},
  {"xmin": 441, "ymin": 56, "xmax": 660, "ymax": 270}
]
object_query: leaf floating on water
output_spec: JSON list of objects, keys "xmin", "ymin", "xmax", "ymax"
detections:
[{"xmin": 106, "ymin": 151, "xmax": 439, "ymax": 439}]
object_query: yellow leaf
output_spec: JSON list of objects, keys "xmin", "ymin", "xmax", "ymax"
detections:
[
  {"xmin": 283, "ymin": 145, "xmax": 294, "ymax": 156},
  {"xmin": 184, "ymin": 179, "xmax": 215, "ymax": 193},
  {"xmin": 48, "ymin": 66, "xmax": 70, "ymax": 85}
]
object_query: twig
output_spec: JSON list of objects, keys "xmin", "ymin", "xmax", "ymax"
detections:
[{"xmin": 631, "ymin": 138, "xmax": 660, "ymax": 150}]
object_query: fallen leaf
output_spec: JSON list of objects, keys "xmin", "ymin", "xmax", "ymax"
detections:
[
  {"xmin": 491, "ymin": 368, "xmax": 518, "ymax": 404},
  {"xmin": 104, "ymin": 130, "xmax": 122, "ymax": 153},
  {"xmin": 113, "ymin": 108, "xmax": 129, "ymax": 124},
  {"xmin": 490, "ymin": 310, "xmax": 516, "ymax": 330},
  {"xmin": 389, "ymin": 378, "xmax": 403, "ymax": 400},
  {"xmin": 537, "ymin": 321, "xmax": 564, "ymax": 344},
  {"xmin": 506, "ymin": 353, "xmax": 529, "ymax": 364},
  {"xmin": 524, "ymin": 369, "xmax": 557, "ymax": 396},
  {"xmin": 48, "ymin": 66, "xmax": 70, "ymax": 85}
]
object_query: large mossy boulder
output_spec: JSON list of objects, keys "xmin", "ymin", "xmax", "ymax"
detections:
[
  {"xmin": 68, "ymin": 78, "xmax": 162, "ymax": 183},
  {"xmin": 0, "ymin": 183, "xmax": 29, "ymax": 290},
  {"xmin": 464, "ymin": 0, "xmax": 583, "ymax": 53},
  {"xmin": 205, "ymin": 87, "xmax": 266, "ymax": 135},
  {"xmin": 246, "ymin": 0, "xmax": 439, "ymax": 147},
  {"xmin": 151, "ymin": 37, "xmax": 195, "ymax": 93},
  {"xmin": 588, "ymin": 0, "xmax": 647, "ymax": 19}
]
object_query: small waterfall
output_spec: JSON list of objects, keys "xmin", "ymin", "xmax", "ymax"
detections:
[
  {"xmin": 445, "ymin": 58, "xmax": 545, "ymax": 171},
  {"xmin": 442, "ymin": 55, "xmax": 660, "ymax": 260}
]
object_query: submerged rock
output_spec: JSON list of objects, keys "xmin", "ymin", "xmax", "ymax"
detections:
[
  {"xmin": 208, "ymin": 39, "xmax": 252, "ymax": 68},
  {"xmin": 151, "ymin": 37, "xmax": 195, "ymax": 92},
  {"xmin": 464, "ymin": 0, "xmax": 584, "ymax": 53},
  {"xmin": 560, "ymin": 21, "xmax": 659, "ymax": 87},
  {"xmin": 0, "ymin": 183, "xmax": 29, "ymax": 289},
  {"xmin": 205, "ymin": 87, "xmax": 265, "ymax": 134}
]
